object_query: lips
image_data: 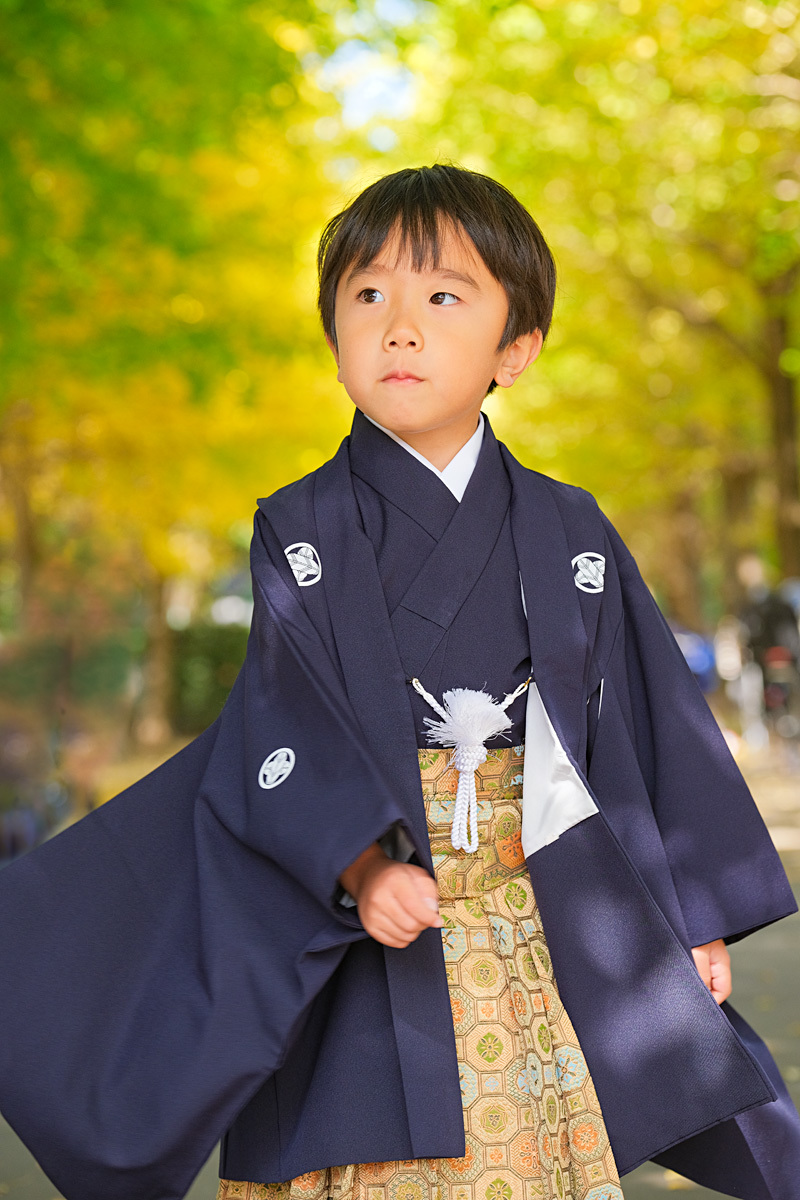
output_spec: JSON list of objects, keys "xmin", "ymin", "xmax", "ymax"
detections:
[{"xmin": 382, "ymin": 371, "xmax": 423, "ymax": 382}]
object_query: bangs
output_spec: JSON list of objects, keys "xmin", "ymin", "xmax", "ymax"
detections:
[
  {"xmin": 318, "ymin": 164, "xmax": 556, "ymax": 356},
  {"xmin": 337, "ymin": 205, "xmax": 472, "ymax": 284}
]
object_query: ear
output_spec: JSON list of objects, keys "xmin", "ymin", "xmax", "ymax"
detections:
[
  {"xmin": 324, "ymin": 332, "xmax": 341, "ymax": 378},
  {"xmin": 494, "ymin": 329, "xmax": 544, "ymax": 389},
  {"xmin": 323, "ymin": 333, "xmax": 340, "ymax": 364}
]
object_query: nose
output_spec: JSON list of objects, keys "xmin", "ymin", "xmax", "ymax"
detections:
[
  {"xmin": 383, "ymin": 327, "xmax": 420, "ymax": 352},
  {"xmin": 382, "ymin": 307, "xmax": 423, "ymax": 353}
]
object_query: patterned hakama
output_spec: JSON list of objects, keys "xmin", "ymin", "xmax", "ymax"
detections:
[{"xmin": 218, "ymin": 746, "xmax": 623, "ymax": 1200}]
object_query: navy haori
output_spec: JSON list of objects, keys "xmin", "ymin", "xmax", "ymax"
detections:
[{"xmin": 0, "ymin": 409, "xmax": 797, "ymax": 1200}]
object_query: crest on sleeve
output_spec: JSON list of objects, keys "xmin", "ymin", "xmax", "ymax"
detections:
[
  {"xmin": 258, "ymin": 747, "xmax": 296, "ymax": 789},
  {"xmin": 284, "ymin": 542, "xmax": 322, "ymax": 587},
  {"xmin": 572, "ymin": 552, "xmax": 605, "ymax": 593}
]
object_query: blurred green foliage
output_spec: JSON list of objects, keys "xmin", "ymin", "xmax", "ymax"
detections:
[
  {"xmin": 321, "ymin": 0, "xmax": 800, "ymax": 618},
  {"xmin": 0, "ymin": 0, "xmax": 798, "ymax": 767},
  {"xmin": 171, "ymin": 624, "xmax": 249, "ymax": 733}
]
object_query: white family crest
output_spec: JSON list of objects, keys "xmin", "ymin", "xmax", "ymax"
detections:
[
  {"xmin": 284, "ymin": 542, "xmax": 322, "ymax": 587},
  {"xmin": 572, "ymin": 552, "xmax": 605, "ymax": 593},
  {"xmin": 258, "ymin": 747, "xmax": 296, "ymax": 789}
]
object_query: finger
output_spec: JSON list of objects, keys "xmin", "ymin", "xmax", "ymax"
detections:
[
  {"xmin": 707, "ymin": 942, "xmax": 732, "ymax": 1004},
  {"xmin": 362, "ymin": 911, "xmax": 421, "ymax": 944},
  {"xmin": 364, "ymin": 897, "xmax": 443, "ymax": 940},
  {"xmin": 392, "ymin": 875, "xmax": 444, "ymax": 929},
  {"xmin": 359, "ymin": 907, "xmax": 410, "ymax": 945},
  {"xmin": 365, "ymin": 879, "xmax": 439, "ymax": 933},
  {"xmin": 364, "ymin": 925, "xmax": 412, "ymax": 949},
  {"xmin": 361, "ymin": 864, "xmax": 439, "ymax": 917},
  {"xmin": 397, "ymin": 892, "xmax": 444, "ymax": 929},
  {"xmin": 691, "ymin": 948, "xmax": 711, "ymax": 990},
  {"xmin": 363, "ymin": 893, "xmax": 429, "ymax": 938},
  {"xmin": 394, "ymin": 863, "xmax": 440, "ymax": 905},
  {"xmin": 709, "ymin": 960, "xmax": 732, "ymax": 1005}
]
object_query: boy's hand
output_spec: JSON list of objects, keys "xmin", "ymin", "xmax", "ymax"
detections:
[
  {"xmin": 338, "ymin": 841, "xmax": 444, "ymax": 948},
  {"xmin": 691, "ymin": 938, "xmax": 732, "ymax": 1004}
]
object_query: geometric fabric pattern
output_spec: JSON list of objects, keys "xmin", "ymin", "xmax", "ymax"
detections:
[{"xmin": 217, "ymin": 746, "xmax": 624, "ymax": 1200}]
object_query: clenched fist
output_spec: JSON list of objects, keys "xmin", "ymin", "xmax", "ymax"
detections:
[
  {"xmin": 691, "ymin": 938, "xmax": 732, "ymax": 1004},
  {"xmin": 338, "ymin": 841, "xmax": 444, "ymax": 948}
]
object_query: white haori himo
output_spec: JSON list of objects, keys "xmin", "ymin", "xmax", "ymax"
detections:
[
  {"xmin": 410, "ymin": 673, "xmax": 601, "ymax": 858},
  {"xmin": 410, "ymin": 676, "xmax": 532, "ymax": 853}
]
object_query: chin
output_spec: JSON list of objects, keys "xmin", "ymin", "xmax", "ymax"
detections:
[{"xmin": 358, "ymin": 396, "xmax": 445, "ymax": 437}]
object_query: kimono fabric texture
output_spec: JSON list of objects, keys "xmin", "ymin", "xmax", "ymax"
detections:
[{"xmin": 217, "ymin": 745, "xmax": 623, "ymax": 1200}]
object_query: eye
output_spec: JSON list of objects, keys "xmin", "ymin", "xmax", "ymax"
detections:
[
  {"xmin": 357, "ymin": 287, "xmax": 385, "ymax": 303},
  {"xmin": 430, "ymin": 291, "xmax": 459, "ymax": 306}
]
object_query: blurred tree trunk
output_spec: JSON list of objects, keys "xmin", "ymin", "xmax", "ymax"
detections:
[
  {"xmin": 763, "ymin": 277, "xmax": 800, "ymax": 578},
  {"xmin": 133, "ymin": 572, "xmax": 173, "ymax": 750},
  {"xmin": 632, "ymin": 262, "xmax": 800, "ymax": 581},
  {"xmin": 0, "ymin": 401, "xmax": 41, "ymax": 635},
  {"xmin": 659, "ymin": 487, "xmax": 705, "ymax": 630},
  {"xmin": 719, "ymin": 451, "xmax": 760, "ymax": 612}
]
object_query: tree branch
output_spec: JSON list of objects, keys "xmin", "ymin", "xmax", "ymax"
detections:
[{"xmin": 622, "ymin": 272, "xmax": 768, "ymax": 375}]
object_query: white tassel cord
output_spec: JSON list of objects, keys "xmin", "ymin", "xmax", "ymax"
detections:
[{"xmin": 410, "ymin": 676, "xmax": 531, "ymax": 853}]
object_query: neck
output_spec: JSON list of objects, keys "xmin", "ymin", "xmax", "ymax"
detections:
[{"xmin": 382, "ymin": 411, "xmax": 482, "ymax": 471}]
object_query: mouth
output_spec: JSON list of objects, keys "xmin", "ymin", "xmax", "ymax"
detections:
[{"xmin": 381, "ymin": 371, "xmax": 424, "ymax": 383}]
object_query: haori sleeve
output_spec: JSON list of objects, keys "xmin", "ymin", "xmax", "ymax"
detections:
[
  {"xmin": 600, "ymin": 512, "xmax": 797, "ymax": 947},
  {"xmin": 244, "ymin": 513, "xmax": 419, "ymax": 930},
  {"xmin": 334, "ymin": 823, "xmax": 417, "ymax": 908}
]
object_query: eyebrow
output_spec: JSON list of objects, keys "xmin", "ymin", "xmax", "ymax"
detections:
[{"xmin": 345, "ymin": 263, "xmax": 481, "ymax": 291}]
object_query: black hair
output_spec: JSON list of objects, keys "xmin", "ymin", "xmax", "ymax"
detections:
[{"xmin": 317, "ymin": 164, "xmax": 556, "ymax": 394}]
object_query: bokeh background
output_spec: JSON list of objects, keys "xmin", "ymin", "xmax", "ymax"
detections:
[{"xmin": 1, "ymin": 1, "xmax": 800, "ymax": 1196}]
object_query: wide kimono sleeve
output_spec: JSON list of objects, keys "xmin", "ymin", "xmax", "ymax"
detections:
[
  {"xmin": 599, "ymin": 511, "xmax": 797, "ymax": 948},
  {"xmin": 245, "ymin": 515, "xmax": 420, "ymax": 920},
  {"xmin": 0, "ymin": 510, "xmax": 419, "ymax": 1200}
]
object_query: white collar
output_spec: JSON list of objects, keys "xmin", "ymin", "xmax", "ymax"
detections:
[{"xmin": 363, "ymin": 412, "xmax": 485, "ymax": 502}]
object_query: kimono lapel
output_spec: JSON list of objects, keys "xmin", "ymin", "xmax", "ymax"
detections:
[
  {"xmin": 313, "ymin": 436, "xmax": 466, "ymax": 1155},
  {"xmin": 498, "ymin": 448, "xmax": 603, "ymax": 857},
  {"xmin": 312, "ymin": 440, "xmax": 432, "ymax": 863},
  {"xmin": 390, "ymin": 420, "xmax": 511, "ymax": 678},
  {"xmin": 502, "ymin": 448, "xmax": 591, "ymax": 769},
  {"xmin": 351, "ymin": 408, "xmax": 512, "ymax": 679},
  {"xmin": 315, "ymin": 422, "xmax": 599, "ymax": 858},
  {"xmin": 349, "ymin": 406, "xmax": 458, "ymax": 541}
]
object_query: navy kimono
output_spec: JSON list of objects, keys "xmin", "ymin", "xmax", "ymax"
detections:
[{"xmin": 0, "ymin": 407, "xmax": 798, "ymax": 1200}]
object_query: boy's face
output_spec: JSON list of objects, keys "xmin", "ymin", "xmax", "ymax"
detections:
[{"xmin": 327, "ymin": 221, "xmax": 542, "ymax": 439}]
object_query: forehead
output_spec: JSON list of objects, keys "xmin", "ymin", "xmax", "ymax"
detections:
[{"xmin": 342, "ymin": 218, "xmax": 488, "ymax": 284}]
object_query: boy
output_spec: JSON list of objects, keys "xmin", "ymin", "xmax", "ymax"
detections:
[{"xmin": 0, "ymin": 166, "xmax": 798, "ymax": 1200}]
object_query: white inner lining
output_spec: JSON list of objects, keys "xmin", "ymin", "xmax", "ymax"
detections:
[{"xmin": 521, "ymin": 683, "xmax": 599, "ymax": 857}]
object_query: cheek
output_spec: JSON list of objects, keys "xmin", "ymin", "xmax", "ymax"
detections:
[
  {"xmin": 444, "ymin": 324, "xmax": 501, "ymax": 373},
  {"xmin": 337, "ymin": 319, "xmax": 376, "ymax": 368}
]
